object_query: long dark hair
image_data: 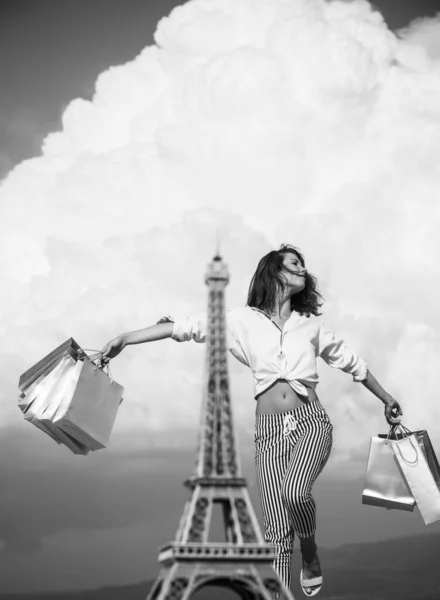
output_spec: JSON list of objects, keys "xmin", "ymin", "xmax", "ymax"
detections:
[{"xmin": 246, "ymin": 244, "xmax": 323, "ymax": 317}]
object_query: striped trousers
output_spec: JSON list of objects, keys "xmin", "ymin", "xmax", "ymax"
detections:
[{"xmin": 254, "ymin": 400, "xmax": 333, "ymax": 590}]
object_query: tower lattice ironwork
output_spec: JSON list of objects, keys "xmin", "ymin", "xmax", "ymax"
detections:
[{"xmin": 146, "ymin": 253, "xmax": 295, "ymax": 600}]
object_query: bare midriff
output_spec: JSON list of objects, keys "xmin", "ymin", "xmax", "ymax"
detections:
[{"xmin": 255, "ymin": 379, "xmax": 318, "ymax": 415}]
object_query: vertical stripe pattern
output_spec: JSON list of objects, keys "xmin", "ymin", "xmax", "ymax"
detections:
[{"xmin": 254, "ymin": 400, "xmax": 333, "ymax": 590}]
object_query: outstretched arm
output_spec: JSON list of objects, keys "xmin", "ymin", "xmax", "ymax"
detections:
[
  {"xmin": 100, "ymin": 322, "xmax": 174, "ymax": 362},
  {"xmin": 99, "ymin": 312, "xmax": 208, "ymax": 363},
  {"xmin": 318, "ymin": 325, "xmax": 403, "ymax": 426},
  {"xmin": 361, "ymin": 370, "xmax": 403, "ymax": 426},
  {"xmin": 120, "ymin": 322, "xmax": 175, "ymax": 345}
]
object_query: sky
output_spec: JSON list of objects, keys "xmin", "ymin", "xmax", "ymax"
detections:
[{"xmin": 1, "ymin": 0, "xmax": 440, "ymax": 594}]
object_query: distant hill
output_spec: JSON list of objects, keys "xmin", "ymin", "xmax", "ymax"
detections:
[
  {"xmin": 1, "ymin": 532, "xmax": 439, "ymax": 600},
  {"xmin": 311, "ymin": 531, "xmax": 440, "ymax": 600},
  {"xmin": 0, "ymin": 583, "xmax": 151, "ymax": 600}
]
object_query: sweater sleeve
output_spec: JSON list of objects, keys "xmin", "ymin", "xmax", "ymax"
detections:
[
  {"xmin": 157, "ymin": 314, "xmax": 207, "ymax": 343},
  {"xmin": 318, "ymin": 324, "xmax": 368, "ymax": 382},
  {"xmin": 156, "ymin": 308, "xmax": 250, "ymax": 367}
]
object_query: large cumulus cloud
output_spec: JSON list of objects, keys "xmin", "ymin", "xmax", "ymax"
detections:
[
  {"xmin": 399, "ymin": 12, "xmax": 440, "ymax": 60},
  {"xmin": 1, "ymin": 0, "xmax": 440, "ymax": 569}
]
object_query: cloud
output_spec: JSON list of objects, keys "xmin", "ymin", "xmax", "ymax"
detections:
[
  {"xmin": 398, "ymin": 12, "xmax": 440, "ymax": 61},
  {"xmin": 2, "ymin": 0, "xmax": 440, "ymax": 446},
  {"xmin": 0, "ymin": 108, "xmax": 54, "ymax": 181},
  {"xmin": 0, "ymin": 152, "xmax": 14, "ymax": 181},
  {"xmin": 1, "ymin": 0, "xmax": 440, "ymax": 581}
]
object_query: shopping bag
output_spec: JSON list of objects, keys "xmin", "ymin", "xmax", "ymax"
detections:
[
  {"xmin": 18, "ymin": 391, "xmax": 30, "ymax": 414},
  {"xmin": 36, "ymin": 420, "xmax": 91, "ymax": 455},
  {"xmin": 38, "ymin": 357, "xmax": 97, "ymax": 450},
  {"xmin": 412, "ymin": 431, "xmax": 440, "ymax": 489},
  {"xmin": 18, "ymin": 338, "xmax": 85, "ymax": 392},
  {"xmin": 18, "ymin": 357, "xmax": 67, "ymax": 413},
  {"xmin": 31, "ymin": 418, "xmax": 90, "ymax": 455},
  {"xmin": 20, "ymin": 355, "xmax": 91, "ymax": 455},
  {"xmin": 22, "ymin": 355, "xmax": 75, "ymax": 422},
  {"xmin": 380, "ymin": 426, "xmax": 440, "ymax": 490},
  {"xmin": 392, "ymin": 428, "xmax": 440, "ymax": 525},
  {"xmin": 41, "ymin": 356, "xmax": 124, "ymax": 451},
  {"xmin": 362, "ymin": 430, "xmax": 415, "ymax": 511}
]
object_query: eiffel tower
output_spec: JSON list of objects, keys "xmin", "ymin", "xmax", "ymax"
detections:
[{"xmin": 146, "ymin": 252, "xmax": 295, "ymax": 600}]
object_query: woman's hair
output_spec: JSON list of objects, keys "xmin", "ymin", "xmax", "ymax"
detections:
[{"xmin": 246, "ymin": 244, "xmax": 323, "ymax": 317}]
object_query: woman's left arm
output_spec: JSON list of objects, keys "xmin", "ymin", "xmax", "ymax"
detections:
[
  {"xmin": 318, "ymin": 324, "xmax": 403, "ymax": 426},
  {"xmin": 361, "ymin": 370, "xmax": 403, "ymax": 426}
]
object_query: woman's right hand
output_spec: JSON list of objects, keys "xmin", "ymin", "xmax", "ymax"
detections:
[{"xmin": 99, "ymin": 336, "xmax": 126, "ymax": 364}]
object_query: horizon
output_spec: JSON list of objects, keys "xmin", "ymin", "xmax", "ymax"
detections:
[{"xmin": 3, "ymin": 530, "xmax": 439, "ymax": 598}]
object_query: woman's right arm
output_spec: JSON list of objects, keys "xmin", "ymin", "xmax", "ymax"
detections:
[
  {"xmin": 121, "ymin": 322, "xmax": 175, "ymax": 345},
  {"xmin": 100, "ymin": 322, "xmax": 174, "ymax": 361},
  {"xmin": 100, "ymin": 312, "xmax": 208, "ymax": 362}
]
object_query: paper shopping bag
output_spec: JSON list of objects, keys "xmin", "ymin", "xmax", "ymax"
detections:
[
  {"xmin": 36, "ymin": 358, "xmax": 95, "ymax": 452},
  {"xmin": 20, "ymin": 355, "xmax": 90, "ymax": 455},
  {"xmin": 41, "ymin": 357, "xmax": 124, "ymax": 451},
  {"xmin": 379, "ymin": 423, "xmax": 440, "ymax": 487},
  {"xmin": 362, "ymin": 434, "xmax": 415, "ymax": 511},
  {"xmin": 392, "ymin": 434, "xmax": 440, "ymax": 525},
  {"xmin": 29, "ymin": 417, "xmax": 90, "ymax": 455},
  {"xmin": 18, "ymin": 361, "xmax": 63, "ymax": 414},
  {"xmin": 414, "ymin": 431, "xmax": 440, "ymax": 489},
  {"xmin": 36, "ymin": 420, "xmax": 90, "ymax": 455},
  {"xmin": 18, "ymin": 391, "xmax": 30, "ymax": 414},
  {"xmin": 381, "ymin": 425, "xmax": 440, "ymax": 492},
  {"xmin": 22, "ymin": 355, "xmax": 75, "ymax": 422},
  {"xmin": 18, "ymin": 338, "xmax": 85, "ymax": 392}
]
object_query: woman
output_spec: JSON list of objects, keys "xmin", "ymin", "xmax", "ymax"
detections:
[{"xmin": 99, "ymin": 244, "xmax": 403, "ymax": 598}]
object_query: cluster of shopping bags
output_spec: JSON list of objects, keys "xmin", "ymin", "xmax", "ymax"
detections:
[
  {"xmin": 18, "ymin": 338, "xmax": 124, "ymax": 455},
  {"xmin": 363, "ymin": 423, "xmax": 440, "ymax": 524}
]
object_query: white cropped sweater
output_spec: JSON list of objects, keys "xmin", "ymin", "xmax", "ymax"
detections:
[{"xmin": 165, "ymin": 306, "xmax": 368, "ymax": 399}]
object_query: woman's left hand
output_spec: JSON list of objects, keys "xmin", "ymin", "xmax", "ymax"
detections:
[{"xmin": 383, "ymin": 397, "xmax": 403, "ymax": 426}]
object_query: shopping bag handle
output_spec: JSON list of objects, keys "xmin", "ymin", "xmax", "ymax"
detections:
[
  {"xmin": 81, "ymin": 349, "xmax": 114, "ymax": 384},
  {"xmin": 82, "ymin": 349, "xmax": 103, "ymax": 360},
  {"xmin": 385, "ymin": 423, "xmax": 411, "ymax": 443},
  {"xmin": 396, "ymin": 423, "xmax": 412, "ymax": 436},
  {"xmin": 81, "ymin": 348, "xmax": 104, "ymax": 364},
  {"xmin": 395, "ymin": 436, "xmax": 419, "ymax": 465}
]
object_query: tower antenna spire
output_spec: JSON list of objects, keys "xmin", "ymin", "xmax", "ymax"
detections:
[{"xmin": 215, "ymin": 224, "xmax": 221, "ymax": 258}]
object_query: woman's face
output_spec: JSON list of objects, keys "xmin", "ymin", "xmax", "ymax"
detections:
[{"xmin": 280, "ymin": 252, "xmax": 306, "ymax": 294}]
